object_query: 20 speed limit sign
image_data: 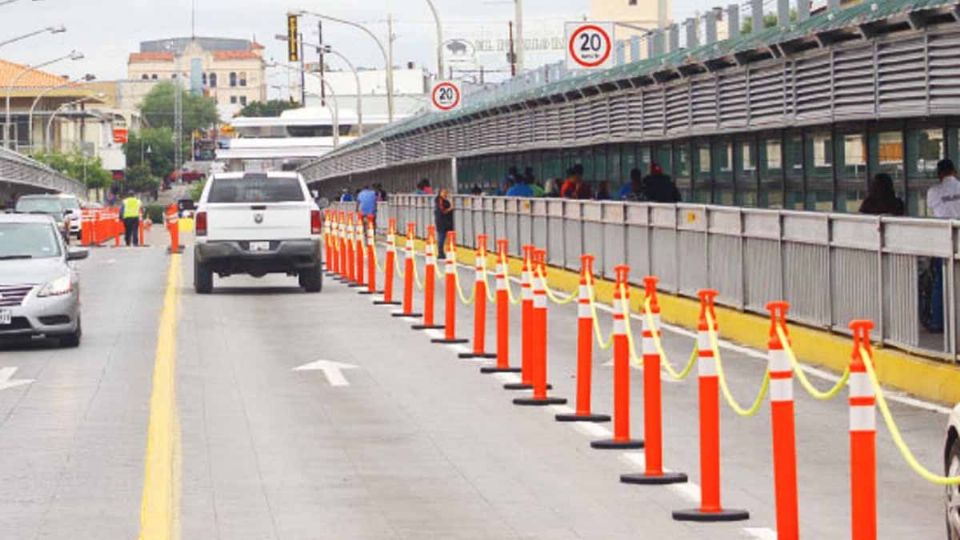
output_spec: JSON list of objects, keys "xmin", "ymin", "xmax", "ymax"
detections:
[
  {"xmin": 431, "ymin": 81, "xmax": 462, "ymax": 112},
  {"xmin": 565, "ymin": 22, "xmax": 615, "ymax": 70}
]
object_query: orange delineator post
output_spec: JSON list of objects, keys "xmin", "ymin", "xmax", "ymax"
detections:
[
  {"xmin": 391, "ymin": 223, "xmax": 422, "ymax": 319},
  {"xmin": 673, "ymin": 289, "xmax": 749, "ymax": 522},
  {"xmin": 345, "ymin": 214, "xmax": 357, "ymax": 284},
  {"xmin": 481, "ymin": 239, "xmax": 521, "ymax": 375},
  {"xmin": 353, "ymin": 213, "xmax": 365, "ymax": 288},
  {"xmin": 849, "ymin": 320, "xmax": 877, "ymax": 540},
  {"xmin": 323, "ymin": 211, "xmax": 333, "ymax": 275},
  {"xmin": 138, "ymin": 210, "xmax": 146, "ymax": 246},
  {"xmin": 412, "ymin": 226, "xmax": 444, "ymax": 330},
  {"xmin": 165, "ymin": 204, "xmax": 182, "ymax": 254},
  {"xmin": 360, "ymin": 216, "xmax": 379, "ymax": 295},
  {"xmin": 513, "ymin": 248, "xmax": 566, "ymax": 407},
  {"xmin": 592, "ymin": 265, "xmax": 643, "ymax": 449},
  {"xmin": 556, "ymin": 254, "xmax": 610, "ymax": 422},
  {"xmin": 767, "ymin": 301, "xmax": 800, "ymax": 540},
  {"xmin": 461, "ymin": 234, "xmax": 497, "ymax": 360},
  {"xmin": 80, "ymin": 211, "xmax": 93, "ymax": 246},
  {"xmin": 622, "ymin": 275, "xmax": 688, "ymax": 483},
  {"xmin": 432, "ymin": 231, "xmax": 468, "ymax": 344},
  {"xmin": 336, "ymin": 212, "xmax": 347, "ymax": 279},
  {"xmin": 374, "ymin": 219, "xmax": 401, "ymax": 306},
  {"xmin": 504, "ymin": 245, "xmax": 536, "ymax": 391}
]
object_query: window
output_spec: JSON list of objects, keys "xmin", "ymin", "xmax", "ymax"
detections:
[
  {"xmin": 239, "ymin": 72, "xmax": 247, "ymax": 87},
  {"xmin": 805, "ymin": 131, "xmax": 834, "ymax": 211},
  {"xmin": 784, "ymin": 132, "xmax": 805, "ymax": 210},
  {"xmin": 202, "ymin": 73, "xmax": 207, "ymax": 86},
  {"xmin": 151, "ymin": 74, "xmax": 158, "ymax": 80},
  {"xmin": 172, "ymin": 73, "xmax": 177, "ymax": 79},
  {"xmin": 629, "ymin": 0, "xmax": 638, "ymax": 5},
  {"xmin": 759, "ymin": 136, "xmax": 784, "ymax": 209},
  {"xmin": 672, "ymin": 143, "xmax": 691, "ymax": 202},
  {"xmin": 230, "ymin": 96, "xmax": 238, "ymax": 104},
  {"xmin": 735, "ymin": 139, "xmax": 757, "ymax": 207},
  {"xmin": 209, "ymin": 73, "xmax": 218, "ymax": 87},
  {"xmin": 692, "ymin": 141, "xmax": 712, "ymax": 203},
  {"xmin": 239, "ymin": 96, "xmax": 247, "ymax": 106},
  {"xmin": 713, "ymin": 140, "xmax": 734, "ymax": 205},
  {"xmin": 207, "ymin": 175, "xmax": 306, "ymax": 204},
  {"xmin": 141, "ymin": 74, "xmax": 148, "ymax": 80},
  {"xmin": 836, "ymin": 132, "xmax": 867, "ymax": 213},
  {"xmin": 229, "ymin": 72, "xmax": 237, "ymax": 87}
]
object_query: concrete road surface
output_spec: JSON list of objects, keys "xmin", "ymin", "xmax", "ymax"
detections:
[{"xmin": 0, "ymin": 232, "xmax": 949, "ymax": 539}]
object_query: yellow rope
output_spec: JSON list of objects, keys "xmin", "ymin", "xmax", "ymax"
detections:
[
  {"xmin": 632, "ymin": 297, "xmax": 698, "ymax": 380},
  {"xmin": 498, "ymin": 253, "xmax": 523, "ymax": 305},
  {"xmin": 775, "ymin": 325, "xmax": 849, "ymax": 400},
  {"xmin": 861, "ymin": 348, "xmax": 960, "ymax": 485},
  {"xmin": 586, "ymin": 274, "xmax": 614, "ymax": 351},
  {"xmin": 534, "ymin": 266, "xmax": 578, "ymax": 305},
  {"xmin": 410, "ymin": 250, "xmax": 424, "ymax": 291},
  {"xmin": 705, "ymin": 311, "xmax": 770, "ymax": 417},
  {"xmin": 451, "ymin": 263, "xmax": 477, "ymax": 305}
]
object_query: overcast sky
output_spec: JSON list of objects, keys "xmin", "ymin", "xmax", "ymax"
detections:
[{"xmin": 2, "ymin": 0, "xmax": 718, "ymax": 87}]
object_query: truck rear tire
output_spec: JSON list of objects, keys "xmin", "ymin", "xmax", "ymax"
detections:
[
  {"xmin": 194, "ymin": 257, "xmax": 213, "ymax": 294},
  {"xmin": 300, "ymin": 264, "xmax": 322, "ymax": 293}
]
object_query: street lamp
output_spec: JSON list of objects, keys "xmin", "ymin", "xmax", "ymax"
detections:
[
  {"xmin": 0, "ymin": 0, "xmax": 43, "ymax": 6},
  {"xmin": 289, "ymin": 9, "xmax": 394, "ymax": 123},
  {"xmin": 4, "ymin": 50, "xmax": 84, "ymax": 149},
  {"xmin": 0, "ymin": 24, "xmax": 66, "ymax": 49},
  {"xmin": 276, "ymin": 35, "xmax": 364, "ymax": 136},
  {"xmin": 27, "ymin": 73, "xmax": 95, "ymax": 151},
  {"xmin": 45, "ymin": 92, "xmax": 104, "ymax": 152},
  {"xmin": 424, "ymin": 0, "xmax": 444, "ymax": 79}
]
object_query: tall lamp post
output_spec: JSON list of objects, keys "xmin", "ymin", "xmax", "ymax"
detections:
[
  {"xmin": 4, "ymin": 50, "xmax": 83, "ymax": 149},
  {"xmin": 290, "ymin": 9, "xmax": 394, "ymax": 123},
  {"xmin": 0, "ymin": 24, "xmax": 65, "ymax": 49},
  {"xmin": 424, "ymin": 0, "xmax": 444, "ymax": 79}
]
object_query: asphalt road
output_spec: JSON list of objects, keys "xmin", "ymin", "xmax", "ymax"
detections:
[{"xmin": 0, "ymin": 231, "xmax": 950, "ymax": 539}]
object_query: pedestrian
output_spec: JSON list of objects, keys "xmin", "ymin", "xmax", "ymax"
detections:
[
  {"xmin": 434, "ymin": 187, "xmax": 455, "ymax": 260},
  {"xmin": 470, "ymin": 184, "xmax": 483, "ymax": 196},
  {"xmin": 374, "ymin": 183, "xmax": 388, "ymax": 201},
  {"xmin": 120, "ymin": 190, "xmax": 142, "ymax": 247},
  {"xmin": 642, "ymin": 163, "xmax": 682, "ymax": 203},
  {"xmin": 619, "ymin": 168, "xmax": 645, "ymax": 201},
  {"xmin": 416, "ymin": 178, "xmax": 434, "ymax": 195},
  {"xmin": 560, "ymin": 165, "xmax": 584, "ymax": 198},
  {"xmin": 594, "ymin": 181, "xmax": 611, "ymax": 200},
  {"xmin": 544, "ymin": 178, "xmax": 560, "ymax": 197},
  {"xmin": 357, "ymin": 185, "xmax": 378, "ymax": 221},
  {"xmin": 859, "ymin": 173, "xmax": 905, "ymax": 216},
  {"xmin": 339, "ymin": 188, "xmax": 354, "ymax": 203},
  {"xmin": 505, "ymin": 174, "xmax": 534, "ymax": 197},
  {"xmin": 927, "ymin": 159, "xmax": 960, "ymax": 218}
]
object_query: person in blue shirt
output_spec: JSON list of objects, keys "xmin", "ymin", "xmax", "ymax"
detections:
[
  {"xmin": 339, "ymin": 189, "xmax": 354, "ymax": 203},
  {"xmin": 505, "ymin": 176, "xmax": 534, "ymax": 197},
  {"xmin": 357, "ymin": 186, "xmax": 378, "ymax": 219}
]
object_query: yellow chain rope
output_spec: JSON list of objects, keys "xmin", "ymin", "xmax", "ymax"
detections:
[
  {"xmin": 451, "ymin": 262, "xmax": 477, "ymax": 305},
  {"xmin": 705, "ymin": 311, "xmax": 770, "ymax": 417},
  {"xmin": 628, "ymin": 296, "xmax": 698, "ymax": 380},
  {"xmin": 498, "ymin": 253, "xmax": 523, "ymax": 305},
  {"xmin": 534, "ymin": 266, "xmax": 578, "ymax": 305},
  {"xmin": 410, "ymin": 248, "xmax": 424, "ymax": 291},
  {"xmin": 775, "ymin": 325, "xmax": 850, "ymax": 400},
  {"xmin": 586, "ymin": 274, "xmax": 614, "ymax": 350},
  {"xmin": 860, "ymin": 348, "xmax": 960, "ymax": 485}
]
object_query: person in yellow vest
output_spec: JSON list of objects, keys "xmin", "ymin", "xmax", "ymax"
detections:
[{"xmin": 120, "ymin": 190, "xmax": 142, "ymax": 247}]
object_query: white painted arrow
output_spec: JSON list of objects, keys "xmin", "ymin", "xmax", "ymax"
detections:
[
  {"xmin": 0, "ymin": 367, "xmax": 33, "ymax": 391},
  {"xmin": 293, "ymin": 360, "xmax": 358, "ymax": 387}
]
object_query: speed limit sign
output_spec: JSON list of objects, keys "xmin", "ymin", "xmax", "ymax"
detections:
[
  {"xmin": 431, "ymin": 81, "xmax": 462, "ymax": 112},
  {"xmin": 565, "ymin": 22, "xmax": 615, "ymax": 70}
]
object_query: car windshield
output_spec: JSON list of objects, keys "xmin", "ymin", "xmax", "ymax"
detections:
[
  {"xmin": 58, "ymin": 197, "xmax": 80, "ymax": 211},
  {"xmin": 0, "ymin": 222, "xmax": 62, "ymax": 259},
  {"xmin": 207, "ymin": 175, "xmax": 305, "ymax": 203},
  {"xmin": 16, "ymin": 197, "xmax": 63, "ymax": 215}
]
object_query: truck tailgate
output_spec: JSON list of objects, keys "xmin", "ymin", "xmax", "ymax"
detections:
[{"xmin": 205, "ymin": 202, "xmax": 312, "ymax": 241}]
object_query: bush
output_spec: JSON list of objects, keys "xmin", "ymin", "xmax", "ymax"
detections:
[
  {"xmin": 144, "ymin": 204, "xmax": 165, "ymax": 224},
  {"xmin": 190, "ymin": 179, "xmax": 207, "ymax": 202}
]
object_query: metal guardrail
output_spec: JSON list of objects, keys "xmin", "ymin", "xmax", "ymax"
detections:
[
  {"xmin": 346, "ymin": 195, "xmax": 960, "ymax": 363},
  {"xmin": 0, "ymin": 147, "xmax": 86, "ymax": 198}
]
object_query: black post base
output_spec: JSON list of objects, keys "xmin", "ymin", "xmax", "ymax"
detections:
[
  {"xmin": 357, "ymin": 290, "xmax": 375, "ymax": 295},
  {"xmin": 503, "ymin": 382, "xmax": 552, "ymax": 390},
  {"xmin": 166, "ymin": 246, "xmax": 184, "ymax": 254},
  {"xmin": 555, "ymin": 412, "xmax": 611, "ymax": 423},
  {"xmin": 591, "ymin": 438, "xmax": 645, "ymax": 450},
  {"xmin": 513, "ymin": 396, "xmax": 567, "ymax": 406},
  {"xmin": 480, "ymin": 365, "xmax": 522, "ymax": 373},
  {"xmin": 412, "ymin": 324, "xmax": 445, "ymax": 330},
  {"xmin": 391, "ymin": 312, "xmax": 422, "ymax": 318},
  {"xmin": 347, "ymin": 283, "xmax": 365, "ymax": 288},
  {"xmin": 458, "ymin": 352, "xmax": 498, "ymax": 359},
  {"xmin": 671, "ymin": 508, "xmax": 750, "ymax": 523},
  {"xmin": 431, "ymin": 338, "xmax": 469, "ymax": 344},
  {"xmin": 373, "ymin": 300, "xmax": 402, "ymax": 306},
  {"xmin": 620, "ymin": 471, "xmax": 688, "ymax": 485}
]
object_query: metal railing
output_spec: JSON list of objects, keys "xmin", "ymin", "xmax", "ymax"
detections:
[
  {"xmin": 0, "ymin": 147, "xmax": 86, "ymax": 198},
  {"xmin": 346, "ymin": 195, "xmax": 960, "ymax": 362}
]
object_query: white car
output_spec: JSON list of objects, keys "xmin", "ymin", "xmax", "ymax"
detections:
[
  {"xmin": 947, "ymin": 406, "xmax": 960, "ymax": 538},
  {"xmin": 193, "ymin": 171, "xmax": 324, "ymax": 294}
]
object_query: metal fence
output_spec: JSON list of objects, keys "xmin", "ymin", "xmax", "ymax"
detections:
[
  {"xmin": 0, "ymin": 147, "xmax": 86, "ymax": 198},
  {"xmin": 350, "ymin": 195, "xmax": 960, "ymax": 363}
]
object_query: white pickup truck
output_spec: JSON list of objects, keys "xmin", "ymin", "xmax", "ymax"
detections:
[{"xmin": 193, "ymin": 171, "xmax": 324, "ymax": 294}]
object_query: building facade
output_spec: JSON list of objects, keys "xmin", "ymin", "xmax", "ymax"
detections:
[{"xmin": 127, "ymin": 37, "xmax": 266, "ymax": 114}]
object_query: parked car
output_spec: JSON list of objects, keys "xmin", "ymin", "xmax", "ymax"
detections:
[
  {"xmin": 0, "ymin": 213, "xmax": 88, "ymax": 347},
  {"xmin": 193, "ymin": 171, "xmax": 324, "ymax": 294},
  {"xmin": 15, "ymin": 194, "xmax": 74, "ymax": 242}
]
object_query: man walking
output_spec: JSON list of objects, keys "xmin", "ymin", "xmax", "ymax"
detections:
[
  {"xmin": 357, "ymin": 185, "xmax": 378, "ymax": 221},
  {"xmin": 120, "ymin": 190, "xmax": 142, "ymax": 247},
  {"xmin": 928, "ymin": 159, "xmax": 960, "ymax": 218}
]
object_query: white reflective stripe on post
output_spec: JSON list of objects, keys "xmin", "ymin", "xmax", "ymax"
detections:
[
  {"xmin": 768, "ymin": 348, "xmax": 790, "ymax": 373},
  {"xmin": 641, "ymin": 336, "xmax": 656, "ymax": 355},
  {"xmin": 475, "ymin": 268, "xmax": 485, "ymax": 283},
  {"xmin": 534, "ymin": 290, "xmax": 547, "ymax": 309},
  {"xmin": 579, "ymin": 284, "xmax": 589, "ymax": 298},
  {"xmin": 521, "ymin": 285, "xmax": 532, "ymax": 300},
  {"xmin": 848, "ymin": 372, "xmax": 874, "ymax": 398},
  {"xmin": 446, "ymin": 260, "xmax": 455, "ymax": 274},
  {"xmin": 770, "ymin": 377, "xmax": 794, "ymax": 402},
  {"xmin": 697, "ymin": 331, "xmax": 713, "ymax": 351},
  {"xmin": 426, "ymin": 255, "xmax": 437, "ymax": 266},
  {"xmin": 698, "ymin": 356, "xmax": 717, "ymax": 377},
  {"xmin": 497, "ymin": 262, "xmax": 506, "ymax": 276},
  {"xmin": 850, "ymin": 405, "xmax": 876, "ymax": 432},
  {"xmin": 577, "ymin": 301, "xmax": 591, "ymax": 318},
  {"xmin": 613, "ymin": 315, "xmax": 626, "ymax": 335},
  {"xmin": 496, "ymin": 275, "xmax": 506, "ymax": 290}
]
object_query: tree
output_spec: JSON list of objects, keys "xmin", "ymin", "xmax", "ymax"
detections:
[
  {"xmin": 238, "ymin": 99, "xmax": 299, "ymax": 118},
  {"xmin": 33, "ymin": 150, "xmax": 112, "ymax": 191},
  {"xmin": 124, "ymin": 128, "xmax": 176, "ymax": 180},
  {"xmin": 741, "ymin": 11, "xmax": 796, "ymax": 34},
  {"xmin": 139, "ymin": 82, "xmax": 219, "ymax": 134},
  {"xmin": 123, "ymin": 162, "xmax": 160, "ymax": 195}
]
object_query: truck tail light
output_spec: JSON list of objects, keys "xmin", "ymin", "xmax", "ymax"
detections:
[
  {"xmin": 196, "ymin": 211, "xmax": 207, "ymax": 236},
  {"xmin": 310, "ymin": 209, "xmax": 321, "ymax": 235}
]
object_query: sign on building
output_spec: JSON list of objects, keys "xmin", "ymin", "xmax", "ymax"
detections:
[
  {"xmin": 564, "ymin": 22, "xmax": 615, "ymax": 71},
  {"xmin": 431, "ymin": 81, "xmax": 462, "ymax": 112},
  {"xmin": 287, "ymin": 15, "xmax": 300, "ymax": 62}
]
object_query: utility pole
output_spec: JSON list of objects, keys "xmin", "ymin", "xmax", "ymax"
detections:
[
  {"xmin": 387, "ymin": 13, "xmax": 395, "ymax": 122},
  {"xmin": 318, "ymin": 20, "xmax": 326, "ymax": 106},
  {"xmin": 508, "ymin": 21, "xmax": 516, "ymax": 77},
  {"xmin": 174, "ymin": 73, "xmax": 183, "ymax": 179},
  {"xmin": 299, "ymin": 31, "xmax": 306, "ymax": 105},
  {"xmin": 514, "ymin": 0, "xmax": 524, "ymax": 74}
]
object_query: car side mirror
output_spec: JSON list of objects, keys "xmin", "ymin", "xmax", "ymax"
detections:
[
  {"xmin": 179, "ymin": 200, "xmax": 196, "ymax": 211},
  {"xmin": 63, "ymin": 209, "xmax": 72, "ymax": 216},
  {"xmin": 66, "ymin": 248, "xmax": 89, "ymax": 261},
  {"xmin": 315, "ymin": 197, "xmax": 330, "ymax": 209}
]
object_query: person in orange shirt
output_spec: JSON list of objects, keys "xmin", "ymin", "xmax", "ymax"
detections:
[{"xmin": 560, "ymin": 164, "xmax": 584, "ymax": 198}]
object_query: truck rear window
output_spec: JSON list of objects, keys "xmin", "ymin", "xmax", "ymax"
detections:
[{"xmin": 207, "ymin": 175, "xmax": 305, "ymax": 203}]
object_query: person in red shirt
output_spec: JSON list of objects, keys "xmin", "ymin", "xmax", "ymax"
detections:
[{"xmin": 560, "ymin": 164, "xmax": 584, "ymax": 198}]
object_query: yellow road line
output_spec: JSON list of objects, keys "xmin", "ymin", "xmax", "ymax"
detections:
[{"xmin": 138, "ymin": 254, "xmax": 182, "ymax": 540}]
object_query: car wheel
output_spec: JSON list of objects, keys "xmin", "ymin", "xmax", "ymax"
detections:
[
  {"xmin": 299, "ymin": 264, "xmax": 322, "ymax": 293},
  {"xmin": 947, "ymin": 437, "xmax": 960, "ymax": 540},
  {"xmin": 194, "ymin": 257, "xmax": 213, "ymax": 294},
  {"xmin": 60, "ymin": 317, "xmax": 81, "ymax": 348}
]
